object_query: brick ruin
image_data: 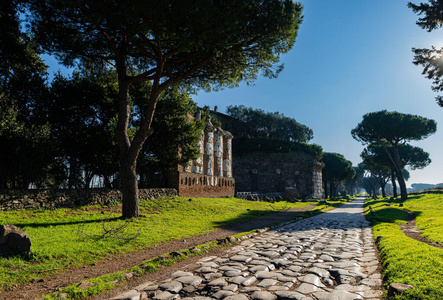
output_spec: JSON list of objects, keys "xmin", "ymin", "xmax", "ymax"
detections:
[{"xmin": 169, "ymin": 116, "xmax": 235, "ymax": 197}]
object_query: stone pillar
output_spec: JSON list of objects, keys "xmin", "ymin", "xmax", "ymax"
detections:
[
  {"xmin": 214, "ymin": 132, "xmax": 223, "ymax": 177},
  {"xmin": 205, "ymin": 130, "xmax": 214, "ymax": 175},
  {"xmin": 193, "ymin": 132, "xmax": 204, "ymax": 174},
  {"xmin": 223, "ymin": 135, "xmax": 233, "ymax": 178}
]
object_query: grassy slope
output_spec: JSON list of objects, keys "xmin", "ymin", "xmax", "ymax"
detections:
[
  {"xmin": 0, "ymin": 196, "xmax": 312, "ymax": 289},
  {"xmin": 365, "ymin": 193, "xmax": 443, "ymax": 299}
]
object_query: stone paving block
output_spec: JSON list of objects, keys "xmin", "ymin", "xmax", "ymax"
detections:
[
  {"xmin": 249, "ymin": 265, "xmax": 269, "ymax": 273},
  {"xmin": 296, "ymin": 282, "xmax": 325, "ymax": 294},
  {"xmin": 329, "ymin": 262, "xmax": 360, "ymax": 269},
  {"xmin": 301, "ymin": 274, "xmax": 326, "ymax": 288},
  {"xmin": 224, "ymin": 294, "xmax": 249, "ymax": 300},
  {"xmin": 152, "ymin": 291, "xmax": 180, "ymax": 300},
  {"xmin": 203, "ymin": 272, "xmax": 222, "ymax": 280},
  {"xmin": 257, "ymin": 278, "xmax": 279, "ymax": 287},
  {"xmin": 159, "ymin": 280, "xmax": 183, "ymax": 293},
  {"xmin": 311, "ymin": 291, "xmax": 330, "ymax": 300},
  {"xmin": 276, "ymin": 275, "xmax": 297, "ymax": 283},
  {"xmin": 256, "ymin": 271, "xmax": 280, "ymax": 279},
  {"xmin": 110, "ymin": 290, "xmax": 141, "ymax": 300},
  {"xmin": 307, "ymin": 267, "xmax": 330, "ymax": 278},
  {"xmin": 223, "ymin": 284, "xmax": 239, "ymax": 292},
  {"xmin": 195, "ymin": 267, "xmax": 218, "ymax": 274},
  {"xmin": 175, "ymin": 276, "xmax": 203, "ymax": 286},
  {"xmin": 287, "ymin": 265, "xmax": 303, "ymax": 272},
  {"xmin": 230, "ymin": 255, "xmax": 252, "ymax": 263},
  {"xmin": 224, "ymin": 270, "xmax": 249, "ymax": 277},
  {"xmin": 212, "ymin": 290, "xmax": 235, "ymax": 299},
  {"xmin": 268, "ymin": 285, "xmax": 289, "ymax": 291},
  {"xmin": 251, "ymin": 291, "xmax": 277, "ymax": 300},
  {"xmin": 360, "ymin": 278, "xmax": 382, "ymax": 287},
  {"xmin": 319, "ymin": 254, "xmax": 334, "ymax": 262},
  {"xmin": 274, "ymin": 290, "xmax": 306, "ymax": 299},
  {"xmin": 241, "ymin": 286, "xmax": 262, "ymax": 293},
  {"xmin": 198, "ymin": 262, "xmax": 219, "ymax": 268},
  {"xmin": 207, "ymin": 277, "xmax": 228, "ymax": 287},
  {"xmin": 219, "ymin": 266, "xmax": 241, "ymax": 272},
  {"xmin": 327, "ymin": 290, "xmax": 362, "ymax": 300},
  {"xmin": 228, "ymin": 276, "xmax": 248, "ymax": 285},
  {"xmin": 241, "ymin": 276, "xmax": 258, "ymax": 286}
]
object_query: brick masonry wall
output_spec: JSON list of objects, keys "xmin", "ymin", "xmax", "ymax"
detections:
[
  {"xmin": 0, "ymin": 188, "xmax": 177, "ymax": 211},
  {"xmin": 170, "ymin": 171, "xmax": 235, "ymax": 198},
  {"xmin": 233, "ymin": 151, "xmax": 323, "ymax": 198}
]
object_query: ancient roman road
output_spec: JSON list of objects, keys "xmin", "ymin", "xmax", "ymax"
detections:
[{"xmin": 111, "ymin": 197, "xmax": 384, "ymax": 300}]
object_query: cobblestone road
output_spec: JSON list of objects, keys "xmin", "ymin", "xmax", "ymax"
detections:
[{"xmin": 112, "ymin": 197, "xmax": 383, "ymax": 300}]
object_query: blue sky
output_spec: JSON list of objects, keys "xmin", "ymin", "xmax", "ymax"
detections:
[{"xmin": 44, "ymin": 1, "xmax": 443, "ymax": 187}]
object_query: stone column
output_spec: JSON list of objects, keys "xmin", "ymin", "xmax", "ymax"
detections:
[
  {"xmin": 194, "ymin": 132, "xmax": 204, "ymax": 174},
  {"xmin": 223, "ymin": 135, "xmax": 233, "ymax": 178},
  {"xmin": 205, "ymin": 130, "xmax": 214, "ymax": 176},
  {"xmin": 214, "ymin": 132, "xmax": 223, "ymax": 177}
]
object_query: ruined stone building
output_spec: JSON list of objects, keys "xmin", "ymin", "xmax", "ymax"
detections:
[
  {"xmin": 168, "ymin": 115, "xmax": 235, "ymax": 197},
  {"xmin": 209, "ymin": 107, "xmax": 323, "ymax": 199}
]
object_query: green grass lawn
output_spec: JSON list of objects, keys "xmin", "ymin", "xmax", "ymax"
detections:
[
  {"xmin": 365, "ymin": 192, "xmax": 443, "ymax": 299},
  {"xmin": 0, "ymin": 196, "xmax": 316, "ymax": 290}
]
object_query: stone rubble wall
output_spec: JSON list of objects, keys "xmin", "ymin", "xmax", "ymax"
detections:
[
  {"xmin": 0, "ymin": 188, "xmax": 177, "ymax": 211},
  {"xmin": 234, "ymin": 151, "xmax": 323, "ymax": 199}
]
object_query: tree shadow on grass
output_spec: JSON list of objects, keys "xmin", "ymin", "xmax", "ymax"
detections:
[
  {"xmin": 364, "ymin": 197, "xmax": 423, "ymax": 224},
  {"xmin": 9, "ymin": 216, "xmax": 122, "ymax": 229}
]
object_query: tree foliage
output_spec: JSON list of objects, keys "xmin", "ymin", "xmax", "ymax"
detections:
[
  {"xmin": 409, "ymin": 0, "xmax": 443, "ymax": 107},
  {"xmin": 321, "ymin": 152, "xmax": 355, "ymax": 198},
  {"xmin": 352, "ymin": 110, "xmax": 436, "ymax": 200},
  {"xmin": 226, "ymin": 105, "xmax": 313, "ymax": 142}
]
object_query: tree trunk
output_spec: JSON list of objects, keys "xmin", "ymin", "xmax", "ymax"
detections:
[
  {"xmin": 391, "ymin": 171, "xmax": 397, "ymax": 198},
  {"xmin": 393, "ymin": 147, "xmax": 408, "ymax": 200},
  {"xmin": 120, "ymin": 155, "xmax": 139, "ymax": 218},
  {"xmin": 115, "ymin": 53, "xmax": 162, "ymax": 218},
  {"xmin": 381, "ymin": 182, "xmax": 386, "ymax": 198},
  {"xmin": 329, "ymin": 181, "xmax": 333, "ymax": 199}
]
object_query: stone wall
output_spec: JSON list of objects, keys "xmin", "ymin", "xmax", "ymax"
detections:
[
  {"xmin": 0, "ymin": 188, "xmax": 177, "ymax": 211},
  {"xmin": 233, "ymin": 151, "xmax": 323, "ymax": 199}
]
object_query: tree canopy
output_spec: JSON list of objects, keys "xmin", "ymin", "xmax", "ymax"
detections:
[
  {"xmin": 27, "ymin": 0, "xmax": 304, "ymax": 217},
  {"xmin": 320, "ymin": 152, "xmax": 355, "ymax": 198},
  {"xmin": 352, "ymin": 110, "xmax": 436, "ymax": 200},
  {"xmin": 409, "ymin": 0, "xmax": 443, "ymax": 107},
  {"xmin": 226, "ymin": 105, "xmax": 313, "ymax": 142}
]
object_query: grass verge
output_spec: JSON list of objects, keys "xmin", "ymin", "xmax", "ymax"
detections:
[{"xmin": 365, "ymin": 193, "xmax": 443, "ymax": 299}]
